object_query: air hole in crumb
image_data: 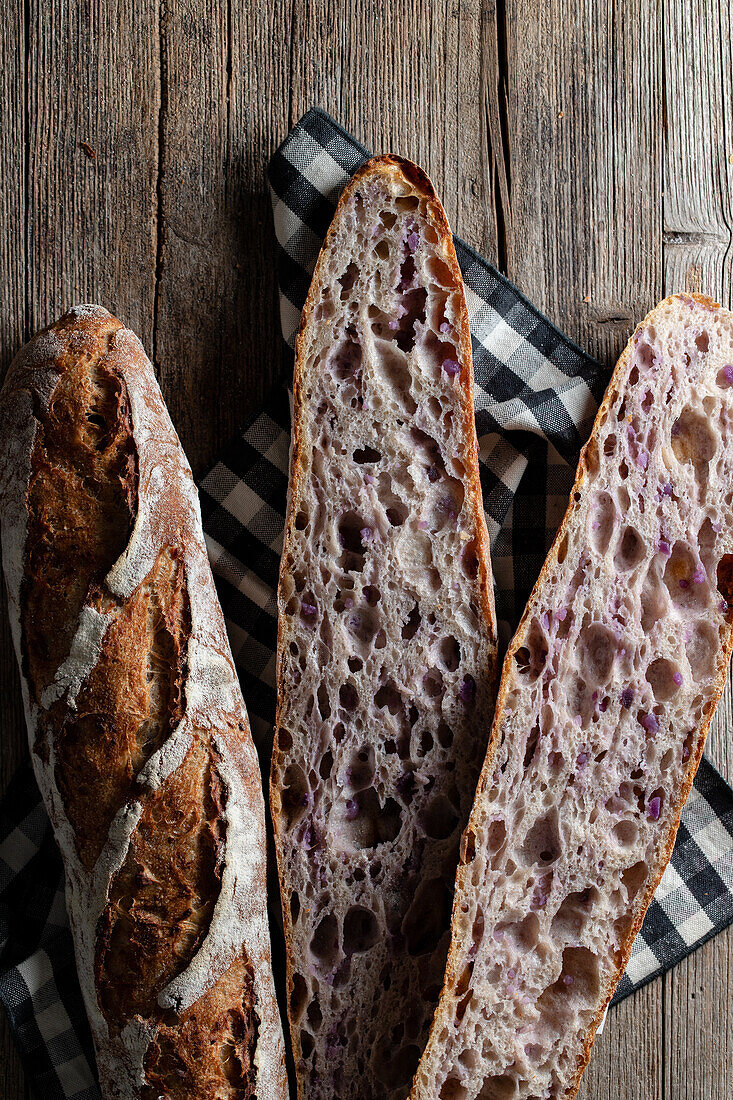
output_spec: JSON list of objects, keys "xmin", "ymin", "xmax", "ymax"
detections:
[
  {"xmin": 438, "ymin": 635, "xmax": 461, "ymax": 671},
  {"xmin": 339, "ymin": 261, "xmax": 359, "ymax": 299},
  {"xmin": 375, "ymin": 680, "xmax": 402, "ymax": 714},
  {"xmin": 277, "ymin": 727, "xmax": 293, "ymax": 752},
  {"xmin": 310, "ymin": 914, "xmax": 339, "ymax": 966},
  {"xmin": 461, "ymin": 540, "xmax": 479, "ymax": 579},
  {"xmin": 343, "ymin": 907, "xmax": 378, "ymax": 954},
  {"xmin": 290, "ymin": 973, "xmax": 308, "ymax": 1020},
  {"xmin": 387, "ymin": 503, "xmax": 408, "ymax": 526},
  {"xmin": 319, "ymin": 750, "xmax": 333, "ymax": 780},
  {"xmin": 437, "ymin": 722, "xmax": 453, "ymax": 748},
  {"xmin": 646, "ymin": 657, "xmax": 681, "ymax": 701},
  {"xmin": 614, "ymin": 526, "xmax": 645, "ymax": 571},
  {"xmin": 282, "ymin": 764, "xmax": 308, "ymax": 827},
  {"xmin": 317, "ymin": 684, "xmax": 331, "ymax": 721},
  {"xmin": 403, "ymin": 877, "xmax": 452, "ymax": 955},
  {"xmin": 477, "ymin": 1075, "xmax": 516, "ymax": 1100},
  {"xmin": 621, "ymin": 860, "xmax": 648, "ymax": 901},
  {"xmin": 522, "ymin": 808, "xmax": 560, "ymax": 865},
  {"xmin": 353, "ymin": 444, "xmax": 382, "ymax": 464},
  {"xmin": 363, "ymin": 585, "xmax": 380, "ymax": 605},
  {"xmin": 402, "ymin": 603, "xmax": 421, "ymax": 640},
  {"xmin": 420, "ymin": 794, "xmax": 459, "ymax": 839}
]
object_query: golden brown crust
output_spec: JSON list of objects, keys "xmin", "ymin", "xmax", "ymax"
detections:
[
  {"xmin": 412, "ymin": 292, "xmax": 733, "ymax": 1100},
  {"xmin": 271, "ymin": 154, "xmax": 497, "ymax": 1098},
  {"xmin": 0, "ymin": 307, "xmax": 287, "ymax": 1100}
]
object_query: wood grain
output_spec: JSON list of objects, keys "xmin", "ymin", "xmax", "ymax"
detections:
[
  {"xmin": 662, "ymin": 1, "xmax": 733, "ymax": 1097},
  {"xmin": 2, "ymin": 1, "xmax": 733, "ymax": 1097}
]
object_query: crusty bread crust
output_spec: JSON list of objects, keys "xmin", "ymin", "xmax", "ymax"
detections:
[
  {"xmin": 271, "ymin": 156, "xmax": 498, "ymax": 1099},
  {"xmin": 0, "ymin": 307, "xmax": 288, "ymax": 1100},
  {"xmin": 411, "ymin": 293, "xmax": 733, "ymax": 1100}
]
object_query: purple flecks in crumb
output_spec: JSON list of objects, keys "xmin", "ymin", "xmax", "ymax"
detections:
[
  {"xmin": 440, "ymin": 321, "xmax": 451, "ymax": 333},
  {"xmin": 388, "ymin": 319, "xmax": 399, "ymax": 330},
  {"xmin": 563, "ymin": 975, "xmax": 574, "ymax": 986},
  {"xmin": 679, "ymin": 578, "xmax": 690, "ymax": 590},
  {"xmin": 638, "ymin": 451, "xmax": 649, "ymax": 470},
  {"xmin": 591, "ymin": 520, "xmax": 600, "ymax": 530},
  {"xmin": 442, "ymin": 358, "xmax": 460, "ymax": 378},
  {"xmin": 577, "ymin": 750, "xmax": 589, "ymax": 766},
  {"xmin": 303, "ymin": 822, "xmax": 320, "ymax": 848},
  {"xmin": 599, "ymin": 698, "xmax": 609, "ymax": 713},
  {"xmin": 542, "ymin": 612, "xmax": 550, "ymax": 630},
  {"xmin": 345, "ymin": 799, "xmax": 359, "ymax": 821},
  {"xmin": 720, "ymin": 599, "xmax": 729, "ymax": 613},
  {"xmin": 507, "ymin": 968, "xmax": 516, "ymax": 980},
  {"xmin": 301, "ymin": 602, "xmax": 317, "ymax": 621},
  {"xmin": 459, "ymin": 675, "xmax": 477, "ymax": 704},
  {"xmin": 683, "ymin": 743, "xmax": 691, "ymax": 761},
  {"xmin": 407, "ymin": 231, "xmax": 420, "ymax": 253},
  {"xmin": 620, "ymin": 688, "xmax": 634, "ymax": 709},
  {"xmin": 592, "ymin": 690, "xmax": 599, "ymax": 702},
  {"xmin": 672, "ymin": 421, "xmax": 681, "ymax": 437},
  {"xmin": 712, "ymin": 521, "xmax": 722, "ymax": 533},
  {"xmin": 725, "ymin": 364, "xmax": 733, "ymax": 384},
  {"xmin": 673, "ymin": 671, "xmax": 684, "ymax": 686},
  {"xmin": 556, "ymin": 608, "xmax": 568, "ymax": 622},
  {"xmin": 693, "ymin": 567, "xmax": 706, "ymax": 584},
  {"xmin": 417, "ymin": 519, "xmax": 429, "ymax": 530},
  {"xmin": 360, "ymin": 526, "xmax": 374, "ymax": 542},
  {"xmin": 344, "ymin": 597, "xmax": 354, "ymax": 609},
  {"xmin": 364, "ymin": 473, "xmax": 375, "ymax": 485},
  {"xmin": 641, "ymin": 713, "xmax": 659, "ymax": 735},
  {"xmin": 663, "ymin": 482, "xmax": 673, "ymax": 496},
  {"xmin": 647, "ymin": 796, "xmax": 662, "ymax": 821},
  {"xmin": 627, "ymin": 424, "xmax": 636, "ymax": 442},
  {"xmin": 427, "ymin": 465, "xmax": 440, "ymax": 483},
  {"xmin": 658, "ymin": 539, "xmax": 671, "ymax": 557},
  {"xmin": 575, "ymin": 715, "xmax": 582, "ymax": 727}
]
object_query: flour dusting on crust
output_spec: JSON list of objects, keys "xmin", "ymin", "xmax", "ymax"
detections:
[{"xmin": 0, "ymin": 307, "xmax": 288, "ymax": 1100}]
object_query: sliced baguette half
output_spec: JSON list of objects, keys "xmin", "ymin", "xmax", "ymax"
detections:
[
  {"xmin": 270, "ymin": 156, "xmax": 498, "ymax": 1100},
  {"xmin": 411, "ymin": 294, "xmax": 733, "ymax": 1100}
]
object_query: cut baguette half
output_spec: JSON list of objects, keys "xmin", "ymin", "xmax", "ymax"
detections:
[
  {"xmin": 270, "ymin": 156, "xmax": 498, "ymax": 1100},
  {"xmin": 411, "ymin": 294, "xmax": 733, "ymax": 1100}
]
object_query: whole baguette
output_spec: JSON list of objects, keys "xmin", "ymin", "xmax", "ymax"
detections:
[
  {"xmin": 0, "ymin": 306, "xmax": 287, "ymax": 1100},
  {"xmin": 411, "ymin": 294, "xmax": 733, "ymax": 1100},
  {"xmin": 271, "ymin": 156, "xmax": 498, "ymax": 1099}
]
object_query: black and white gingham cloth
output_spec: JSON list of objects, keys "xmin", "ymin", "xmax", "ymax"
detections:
[{"xmin": 2, "ymin": 108, "xmax": 733, "ymax": 1099}]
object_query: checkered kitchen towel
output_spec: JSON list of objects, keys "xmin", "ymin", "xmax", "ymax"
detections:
[{"xmin": 2, "ymin": 109, "xmax": 733, "ymax": 1099}]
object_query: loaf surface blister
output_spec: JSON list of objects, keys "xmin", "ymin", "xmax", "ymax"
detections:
[
  {"xmin": 271, "ymin": 156, "xmax": 498, "ymax": 1100},
  {"xmin": 0, "ymin": 306, "xmax": 287, "ymax": 1100},
  {"xmin": 411, "ymin": 294, "xmax": 733, "ymax": 1100}
]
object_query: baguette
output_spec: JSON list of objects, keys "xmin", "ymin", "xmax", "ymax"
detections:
[
  {"xmin": 411, "ymin": 294, "xmax": 733, "ymax": 1100},
  {"xmin": 0, "ymin": 306, "xmax": 287, "ymax": 1100},
  {"xmin": 270, "ymin": 156, "xmax": 498, "ymax": 1099}
]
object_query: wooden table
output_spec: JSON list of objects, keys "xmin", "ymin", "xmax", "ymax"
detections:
[{"xmin": 2, "ymin": 2, "xmax": 732, "ymax": 1096}]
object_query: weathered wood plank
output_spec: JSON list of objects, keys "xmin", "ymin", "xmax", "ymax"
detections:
[
  {"xmin": 152, "ymin": 0, "xmax": 292, "ymax": 474},
  {"xmin": 0, "ymin": 3, "xmax": 160, "ymax": 1096},
  {"xmin": 662, "ymin": 1, "xmax": 733, "ymax": 1096},
  {"xmin": 504, "ymin": 2, "xmax": 666, "ymax": 1097},
  {"xmin": 1, "ymin": 7, "xmax": 35, "ymax": 1098},
  {"xmin": 288, "ymin": 0, "xmax": 500, "ymax": 257},
  {"xmin": 24, "ymin": 0, "xmax": 160, "ymax": 344},
  {"xmin": 504, "ymin": 0, "xmax": 663, "ymax": 367}
]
